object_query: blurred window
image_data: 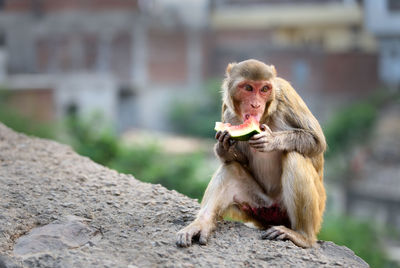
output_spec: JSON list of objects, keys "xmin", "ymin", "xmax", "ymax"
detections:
[
  {"xmin": 66, "ymin": 103, "xmax": 78, "ymax": 117},
  {"xmin": 0, "ymin": 31, "xmax": 5, "ymax": 47},
  {"xmin": 292, "ymin": 60, "xmax": 310, "ymax": 88},
  {"xmin": 148, "ymin": 30, "xmax": 187, "ymax": 84},
  {"xmin": 111, "ymin": 32, "xmax": 131, "ymax": 80},
  {"xmin": 388, "ymin": 0, "xmax": 400, "ymax": 11},
  {"xmin": 83, "ymin": 34, "xmax": 98, "ymax": 70}
]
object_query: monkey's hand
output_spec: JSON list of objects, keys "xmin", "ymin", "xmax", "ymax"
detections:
[
  {"xmin": 248, "ymin": 124, "xmax": 276, "ymax": 152},
  {"xmin": 176, "ymin": 220, "xmax": 214, "ymax": 247},
  {"xmin": 214, "ymin": 130, "xmax": 237, "ymax": 161},
  {"xmin": 216, "ymin": 130, "xmax": 236, "ymax": 151},
  {"xmin": 215, "ymin": 131, "xmax": 248, "ymax": 165}
]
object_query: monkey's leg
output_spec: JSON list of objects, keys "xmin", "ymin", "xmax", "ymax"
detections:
[
  {"xmin": 263, "ymin": 152, "xmax": 324, "ymax": 248},
  {"xmin": 176, "ymin": 162, "xmax": 271, "ymax": 247}
]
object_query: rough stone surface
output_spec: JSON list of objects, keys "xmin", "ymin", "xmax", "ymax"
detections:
[{"xmin": 0, "ymin": 123, "xmax": 368, "ymax": 267}]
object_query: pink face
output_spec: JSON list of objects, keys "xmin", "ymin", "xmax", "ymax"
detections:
[{"xmin": 234, "ymin": 80, "xmax": 273, "ymax": 122}]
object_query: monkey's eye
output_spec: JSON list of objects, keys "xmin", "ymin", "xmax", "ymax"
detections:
[
  {"xmin": 244, "ymin": 84, "xmax": 253, "ymax": 91},
  {"xmin": 261, "ymin": 85, "xmax": 272, "ymax": 92}
]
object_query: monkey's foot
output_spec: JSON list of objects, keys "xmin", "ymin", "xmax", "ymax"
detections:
[
  {"xmin": 261, "ymin": 225, "xmax": 290, "ymax": 241},
  {"xmin": 176, "ymin": 222, "xmax": 212, "ymax": 247},
  {"xmin": 261, "ymin": 225, "xmax": 313, "ymax": 248}
]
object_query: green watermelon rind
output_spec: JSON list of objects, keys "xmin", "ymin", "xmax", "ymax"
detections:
[
  {"xmin": 230, "ymin": 129, "xmax": 261, "ymax": 141},
  {"xmin": 214, "ymin": 119, "xmax": 261, "ymax": 141}
]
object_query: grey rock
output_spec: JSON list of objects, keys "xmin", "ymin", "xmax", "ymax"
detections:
[
  {"xmin": 0, "ymin": 123, "xmax": 368, "ymax": 267},
  {"xmin": 14, "ymin": 217, "xmax": 101, "ymax": 256}
]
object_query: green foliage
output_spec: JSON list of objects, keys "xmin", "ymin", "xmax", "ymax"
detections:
[
  {"xmin": 323, "ymin": 102, "xmax": 377, "ymax": 158},
  {"xmin": 61, "ymin": 113, "xmax": 207, "ymax": 200},
  {"xmin": 319, "ymin": 214, "xmax": 398, "ymax": 268},
  {"xmin": 62, "ymin": 114, "xmax": 209, "ymax": 200},
  {"xmin": 110, "ymin": 146, "xmax": 208, "ymax": 200},
  {"xmin": 323, "ymin": 90, "xmax": 399, "ymax": 159},
  {"xmin": 169, "ymin": 79, "xmax": 221, "ymax": 138},
  {"xmin": 63, "ymin": 114, "xmax": 120, "ymax": 166}
]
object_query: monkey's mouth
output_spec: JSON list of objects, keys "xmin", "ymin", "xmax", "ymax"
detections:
[{"xmin": 244, "ymin": 114, "xmax": 261, "ymax": 123}]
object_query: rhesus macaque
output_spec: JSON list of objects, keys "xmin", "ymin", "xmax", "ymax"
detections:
[{"xmin": 176, "ymin": 59, "xmax": 326, "ymax": 248}]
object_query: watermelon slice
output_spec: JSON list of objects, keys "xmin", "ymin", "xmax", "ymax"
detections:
[{"xmin": 214, "ymin": 117, "xmax": 261, "ymax": 141}]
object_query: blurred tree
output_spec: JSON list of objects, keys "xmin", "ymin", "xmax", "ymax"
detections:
[
  {"xmin": 169, "ymin": 79, "xmax": 221, "ymax": 138},
  {"xmin": 323, "ymin": 90, "xmax": 397, "ymax": 159}
]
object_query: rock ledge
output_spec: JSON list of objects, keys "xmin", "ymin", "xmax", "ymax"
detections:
[{"xmin": 0, "ymin": 123, "xmax": 368, "ymax": 267}]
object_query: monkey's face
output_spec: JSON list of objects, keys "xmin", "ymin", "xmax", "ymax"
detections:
[
  {"xmin": 233, "ymin": 80, "xmax": 273, "ymax": 122},
  {"xmin": 225, "ymin": 59, "xmax": 276, "ymax": 123}
]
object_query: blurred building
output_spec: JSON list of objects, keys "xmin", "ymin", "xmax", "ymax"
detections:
[
  {"xmin": 0, "ymin": 0, "xmax": 382, "ymax": 132},
  {"xmin": 364, "ymin": 0, "xmax": 400, "ymax": 88},
  {"xmin": 0, "ymin": 0, "xmax": 138, "ymax": 125},
  {"xmin": 0, "ymin": 0, "xmax": 208, "ymax": 131}
]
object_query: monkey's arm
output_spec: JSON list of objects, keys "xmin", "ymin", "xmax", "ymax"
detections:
[{"xmin": 271, "ymin": 127, "xmax": 325, "ymax": 157}]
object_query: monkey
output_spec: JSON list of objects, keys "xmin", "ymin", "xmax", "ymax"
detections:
[{"xmin": 176, "ymin": 59, "xmax": 326, "ymax": 248}]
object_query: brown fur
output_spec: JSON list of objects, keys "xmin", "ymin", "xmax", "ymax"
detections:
[{"xmin": 176, "ymin": 59, "xmax": 326, "ymax": 248}]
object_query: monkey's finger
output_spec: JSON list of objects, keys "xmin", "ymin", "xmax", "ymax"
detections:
[
  {"xmin": 215, "ymin": 131, "xmax": 222, "ymax": 140},
  {"xmin": 249, "ymin": 142, "xmax": 270, "ymax": 150},
  {"xmin": 222, "ymin": 132, "xmax": 231, "ymax": 150},
  {"xmin": 186, "ymin": 232, "xmax": 192, "ymax": 246},
  {"xmin": 218, "ymin": 130, "xmax": 228, "ymax": 143},
  {"xmin": 248, "ymin": 138, "xmax": 267, "ymax": 145},
  {"xmin": 250, "ymin": 133, "xmax": 266, "ymax": 140},
  {"xmin": 199, "ymin": 230, "xmax": 210, "ymax": 245},
  {"xmin": 249, "ymin": 144, "xmax": 265, "ymax": 150}
]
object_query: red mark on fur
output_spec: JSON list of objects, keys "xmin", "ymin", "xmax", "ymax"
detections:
[{"xmin": 243, "ymin": 203, "xmax": 291, "ymax": 228}]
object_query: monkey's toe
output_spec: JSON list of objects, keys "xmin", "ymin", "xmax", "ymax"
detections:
[
  {"xmin": 261, "ymin": 226, "xmax": 287, "ymax": 241},
  {"xmin": 176, "ymin": 233, "xmax": 192, "ymax": 248},
  {"xmin": 176, "ymin": 231, "xmax": 192, "ymax": 247},
  {"xmin": 198, "ymin": 235, "xmax": 208, "ymax": 245},
  {"xmin": 276, "ymin": 233, "xmax": 287, "ymax": 240},
  {"xmin": 198, "ymin": 230, "xmax": 210, "ymax": 245}
]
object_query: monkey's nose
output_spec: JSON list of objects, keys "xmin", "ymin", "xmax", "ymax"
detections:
[{"xmin": 251, "ymin": 104, "xmax": 260, "ymax": 109}]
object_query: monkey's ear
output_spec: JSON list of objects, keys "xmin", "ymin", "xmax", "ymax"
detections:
[
  {"xmin": 271, "ymin": 65, "xmax": 277, "ymax": 77},
  {"xmin": 226, "ymin": 62, "xmax": 237, "ymax": 77}
]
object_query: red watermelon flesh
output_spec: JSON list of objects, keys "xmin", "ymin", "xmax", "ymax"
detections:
[{"xmin": 214, "ymin": 117, "xmax": 261, "ymax": 141}]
